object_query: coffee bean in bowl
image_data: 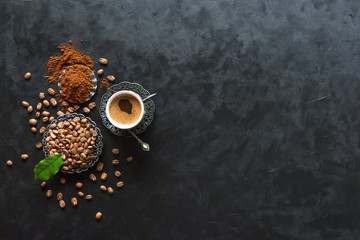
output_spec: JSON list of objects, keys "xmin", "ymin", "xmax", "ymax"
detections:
[{"xmin": 42, "ymin": 113, "xmax": 103, "ymax": 174}]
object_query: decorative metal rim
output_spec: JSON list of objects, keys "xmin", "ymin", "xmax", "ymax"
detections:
[
  {"xmin": 99, "ymin": 81, "xmax": 155, "ymax": 137},
  {"xmin": 58, "ymin": 65, "xmax": 97, "ymax": 104},
  {"xmin": 42, "ymin": 113, "xmax": 103, "ymax": 174}
]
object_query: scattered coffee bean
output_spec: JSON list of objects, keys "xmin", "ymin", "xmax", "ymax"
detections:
[
  {"xmin": 114, "ymin": 171, "xmax": 121, "ymax": 177},
  {"xmin": 67, "ymin": 106, "xmax": 74, "ymax": 113},
  {"xmin": 35, "ymin": 111, "xmax": 41, "ymax": 118},
  {"xmin": 36, "ymin": 142, "xmax": 42, "ymax": 149},
  {"xmin": 99, "ymin": 58, "xmax": 108, "ymax": 65},
  {"xmin": 89, "ymin": 173, "xmax": 96, "ymax": 182},
  {"xmin": 88, "ymin": 102, "xmax": 96, "ymax": 110},
  {"xmin": 107, "ymin": 75, "xmax": 115, "ymax": 82},
  {"xmin": 27, "ymin": 105, "xmax": 33, "ymax": 113},
  {"xmin": 74, "ymin": 105, "xmax": 80, "ymax": 111},
  {"xmin": 31, "ymin": 127, "xmax": 37, "ymax": 133},
  {"xmin": 39, "ymin": 92, "xmax": 45, "ymax": 99},
  {"xmin": 85, "ymin": 194, "xmax": 92, "ymax": 200},
  {"xmin": 22, "ymin": 101, "xmax": 29, "ymax": 107},
  {"xmin": 75, "ymin": 182, "xmax": 83, "ymax": 189},
  {"xmin": 6, "ymin": 160, "xmax": 13, "ymax": 167},
  {"xmin": 43, "ymin": 116, "xmax": 49, "ymax": 122},
  {"xmin": 71, "ymin": 197, "xmax": 78, "ymax": 206},
  {"xmin": 50, "ymin": 98, "xmax": 57, "ymax": 107},
  {"xmin": 96, "ymin": 212, "xmax": 102, "ymax": 220},
  {"xmin": 78, "ymin": 191, "xmax": 84, "ymax": 197},
  {"xmin": 41, "ymin": 181, "xmax": 46, "ymax": 188},
  {"xmin": 48, "ymin": 88, "xmax": 55, "ymax": 95},
  {"xmin": 49, "ymin": 116, "xmax": 55, "ymax": 122},
  {"xmin": 43, "ymin": 100, "xmax": 50, "ymax": 107},
  {"xmin": 39, "ymin": 126, "xmax": 46, "ymax": 134},
  {"xmin": 36, "ymin": 102, "xmax": 42, "ymax": 110},
  {"xmin": 21, "ymin": 154, "xmax": 29, "ymax": 160},
  {"xmin": 112, "ymin": 148, "xmax": 119, "ymax": 154},
  {"xmin": 24, "ymin": 72, "xmax": 31, "ymax": 80},
  {"xmin": 46, "ymin": 189, "xmax": 52, "ymax": 198},
  {"xmin": 108, "ymin": 187, "xmax": 114, "ymax": 195},
  {"xmin": 96, "ymin": 162, "xmax": 104, "ymax": 172},
  {"xmin": 59, "ymin": 200, "xmax": 65, "ymax": 208},
  {"xmin": 61, "ymin": 101, "xmax": 69, "ymax": 107},
  {"xmin": 83, "ymin": 107, "xmax": 90, "ymax": 114},
  {"xmin": 29, "ymin": 119, "xmax": 37, "ymax": 126},
  {"xmin": 101, "ymin": 172, "xmax": 108, "ymax": 181},
  {"xmin": 112, "ymin": 159, "xmax": 119, "ymax": 166},
  {"xmin": 116, "ymin": 181, "xmax": 124, "ymax": 188},
  {"xmin": 42, "ymin": 111, "xmax": 50, "ymax": 117},
  {"xmin": 97, "ymin": 69, "xmax": 104, "ymax": 76},
  {"xmin": 57, "ymin": 192, "xmax": 63, "ymax": 201},
  {"xmin": 60, "ymin": 177, "xmax": 66, "ymax": 184},
  {"xmin": 57, "ymin": 111, "xmax": 64, "ymax": 116},
  {"xmin": 126, "ymin": 156, "xmax": 133, "ymax": 163},
  {"xmin": 100, "ymin": 185, "xmax": 107, "ymax": 192}
]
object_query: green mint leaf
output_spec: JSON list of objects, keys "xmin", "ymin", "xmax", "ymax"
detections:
[{"xmin": 34, "ymin": 154, "xmax": 63, "ymax": 180}]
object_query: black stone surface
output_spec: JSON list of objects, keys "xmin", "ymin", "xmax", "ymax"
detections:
[{"xmin": 1, "ymin": 0, "xmax": 360, "ymax": 239}]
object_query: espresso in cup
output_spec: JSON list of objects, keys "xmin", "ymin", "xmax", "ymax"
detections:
[{"xmin": 106, "ymin": 90, "xmax": 145, "ymax": 129}]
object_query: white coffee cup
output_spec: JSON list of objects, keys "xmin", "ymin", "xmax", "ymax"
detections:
[{"xmin": 106, "ymin": 90, "xmax": 145, "ymax": 129}]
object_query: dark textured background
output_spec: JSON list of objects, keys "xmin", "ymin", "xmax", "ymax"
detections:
[{"xmin": 1, "ymin": 0, "xmax": 360, "ymax": 239}]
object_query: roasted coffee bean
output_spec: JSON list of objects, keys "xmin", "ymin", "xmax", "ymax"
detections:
[
  {"xmin": 116, "ymin": 181, "xmax": 124, "ymax": 188},
  {"xmin": 57, "ymin": 192, "xmax": 63, "ymax": 201},
  {"xmin": 96, "ymin": 162, "xmax": 104, "ymax": 172},
  {"xmin": 61, "ymin": 101, "xmax": 69, "ymax": 107},
  {"xmin": 126, "ymin": 156, "xmax": 133, "ymax": 163},
  {"xmin": 112, "ymin": 148, "xmax": 119, "ymax": 154},
  {"xmin": 114, "ymin": 171, "xmax": 121, "ymax": 177},
  {"xmin": 43, "ymin": 100, "xmax": 50, "ymax": 107},
  {"xmin": 27, "ymin": 105, "xmax": 33, "ymax": 113},
  {"xmin": 29, "ymin": 119, "xmax": 37, "ymax": 125},
  {"xmin": 60, "ymin": 177, "xmax": 66, "ymax": 184},
  {"xmin": 99, "ymin": 58, "xmax": 108, "ymax": 65},
  {"xmin": 107, "ymin": 75, "xmax": 115, "ymax": 82},
  {"xmin": 67, "ymin": 107, "xmax": 74, "ymax": 113},
  {"xmin": 24, "ymin": 72, "xmax": 31, "ymax": 80},
  {"xmin": 97, "ymin": 69, "xmax": 104, "ymax": 76},
  {"xmin": 100, "ymin": 185, "xmax": 107, "ymax": 192},
  {"xmin": 21, "ymin": 154, "xmax": 29, "ymax": 160},
  {"xmin": 36, "ymin": 142, "xmax": 42, "ymax": 149},
  {"xmin": 88, "ymin": 102, "xmax": 96, "ymax": 110},
  {"xmin": 50, "ymin": 98, "xmax": 57, "ymax": 107},
  {"xmin": 6, "ymin": 160, "xmax": 13, "ymax": 167},
  {"xmin": 89, "ymin": 173, "xmax": 96, "ymax": 181},
  {"xmin": 59, "ymin": 200, "xmax": 65, "ymax": 208},
  {"xmin": 42, "ymin": 111, "xmax": 50, "ymax": 117},
  {"xmin": 43, "ymin": 116, "xmax": 49, "ymax": 122},
  {"xmin": 96, "ymin": 212, "xmax": 102, "ymax": 220},
  {"xmin": 36, "ymin": 102, "xmax": 42, "ymax": 110},
  {"xmin": 71, "ymin": 197, "xmax": 78, "ymax": 206},
  {"xmin": 49, "ymin": 116, "xmax": 55, "ymax": 122},
  {"xmin": 101, "ymin": 172, "xmax": 107, "ymax": 181},
  {"xmin": 112, "ymin": 159, "xmax": 119, "ymax": 166},
  {"xmin": 41, "ymin": 181, "xmax": 46, "ymax": 188},
  {"xmin": 22, "ymin": 101, "xmax": 29, "ymax": 107},
  {"xmin": 57, "ymin": 111, "xmax": 64, "ymax": 116},
  {"xmin": 46, "ymin": 189, "xmax": 52, "ymax": 198},
  {"xmin": 31, "ymin": 127, "xmax": 37, "ymax": 133},
  {"xmin": 78, "ymin": 191, "xmax": 84, "ymax": 197},
  {"xmin": 75, "ymin": 182, "xmax": 83, "ymax": 189},
  {"xmin": 48, "ymin": 88, "xmax": 55, "ymax": 95},
  {"xmin": 74, "ymin": 105, "xmax": 80, "ymax": 111},
  {"xmin": 39, "ymin": 92, "xmax": 45, "ymax": 99},
  {"xmin": 107, "ymin": 187, "xmax": 114, "ymax": 195},
  {"xmin": 83, "ymin": 107, "xmax": 90, "ymax": 114},
  {"xmin": 85, "ymin": 194, "xmax": 92, "ymax": 200},
  {"xmin": 35, "ymin": 111, "xmax": 41, "ymax": 119}
]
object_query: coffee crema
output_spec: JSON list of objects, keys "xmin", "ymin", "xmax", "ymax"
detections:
[{"xmin": 108, "ymin": 94, "xmax": 142, "ymax": 125}]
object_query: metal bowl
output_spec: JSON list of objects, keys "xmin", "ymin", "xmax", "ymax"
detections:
[
  {"xmin": 57, "ymin": 64, "xmax": 97, "ymax": 104},
  {"xmin": 42, "ymin": 113, "xmax": 103, "ymax": 174}
]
